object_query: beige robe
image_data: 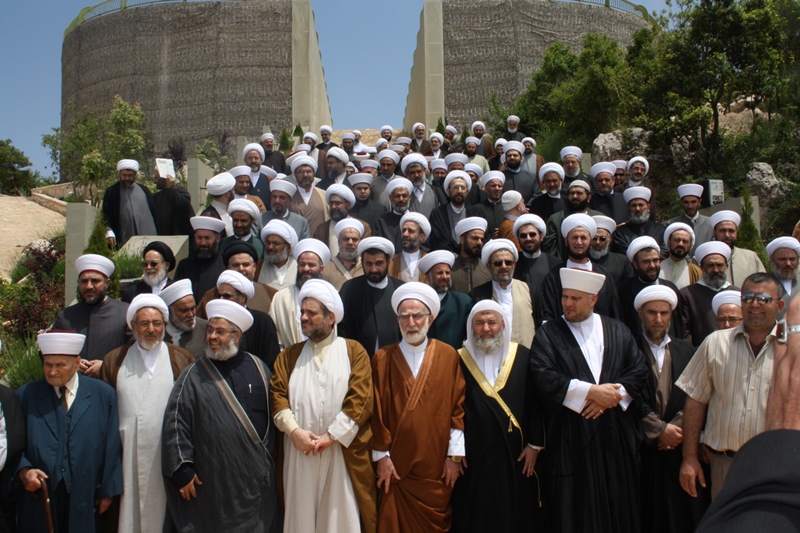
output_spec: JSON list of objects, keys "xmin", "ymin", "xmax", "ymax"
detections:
[
  {"xmin": 269, "ymin": 286, "xmax": 304, "ymax": 350},
  {"xmin": 727, "ymin": 246, "xmax": 766, "ymax": 287},
  {"xmin": 291, "ymin": 187, "xmax": 330, "ymax": 235},
  {"xmin": 387, "ymin": 252, "xmax": 429, "ymax": 283},
  {"xmin": 323, "ymin": 256, "xmax": 364, "ymax": 291},
  {"xmin": 256, "ymin": 256, "xmax": 298, "ymax": 292}
]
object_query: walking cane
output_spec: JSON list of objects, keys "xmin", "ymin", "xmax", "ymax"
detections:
[{"xmin": 38, "ymin": 475, "xmax": 54, "ymax": 533}]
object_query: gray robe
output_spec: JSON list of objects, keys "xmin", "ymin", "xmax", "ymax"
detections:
[{"xmin": 52, "ymin": 298, "xmax": 130, "ymax": 360}]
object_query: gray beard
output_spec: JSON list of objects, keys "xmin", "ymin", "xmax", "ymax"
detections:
[
  {"xmin": 590, "ymin": 247, "xmax": 609, "ymax": 260},
  {"xmin": 401, "ymin": 321, "xmax": 429, "ymax": 345},
  {"xmin": 474, "ymin": 334, "xmax": 503, "ymax": 355},
  {"xmin": 143, "ymin": 269, "xmax": 167, "ymax": 288},
  {"xmin": 171, "ymin": 317, "xmax": 194, "ymax": 332},
  {"xmin": 339, "ymin": 249, "xmax": 358, "ymax": 261},
  {"xmin": 266, "ymin": 249, "xmax": 289, "ymax": 265},
  {"xmin": 772, "ymin": 259, "xmax": 800, "ymax": 281},
  {"xmin": 135, "ymin": 332, "xmax": 164, "ymax": 352},
  {"xmin": 629, "ymin": 211, "xmax": 650, "ymax": 225},
  {"xmin": 703, "ymin": 273, "xmax": 727, "ymax": 289},
  {"xmin": 205, "ymin": 338, "xmax": 239, "ymax": 361}
]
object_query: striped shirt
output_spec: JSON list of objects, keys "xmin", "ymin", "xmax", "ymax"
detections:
[{"xmin": 675, "ymin": 323, "xmax": 775, "ymax": 452}]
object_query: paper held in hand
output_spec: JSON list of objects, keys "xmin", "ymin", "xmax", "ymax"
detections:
[{"xmin": 156, "ymin": 158, "xmax": 175, "ymax": 179}]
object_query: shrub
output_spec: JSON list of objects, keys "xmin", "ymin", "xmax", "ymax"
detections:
[{"xmin": 0, "ymin": 336, "xmax": 43, "ymax": 390}]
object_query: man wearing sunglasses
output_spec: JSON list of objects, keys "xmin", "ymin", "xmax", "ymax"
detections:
[
  {"xmin": 122, "ymin": 241, "xmax": 176, "ymax": 303},
  {"xmin": 677, "ymin": 272, "xmax": 784, "ymax": 500}
]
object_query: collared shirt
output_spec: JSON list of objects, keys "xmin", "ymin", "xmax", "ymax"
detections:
[
  {"xmin": 137, "ymin": 342, "xmax": 164, "ymax": 378},
  {"xmin": 298, "ymin": 187, "xmax": 313, "ymax": 205},
  {"xmin": 675, "ymin": 323, "xmax": 776, "ymax": 451},
  {"xmin": 566, "ymin": 259, "xmax": 592, "ymax": 271},
  {"xmin": 522, "ymin": 251, "xmax": 542, "ymax": 259},
  {"xmin": 402, "ymin": 250, "xmax": 421, "ymax": 277},
  {"xmin": 54, "ymin": 371, "xmax": 80, "ymax": 411},
  {"xmin": 449, "ymin": 203, "xmax": 465, "ymax": 214},
  {"xmin": 646, "ymin": 334, "xmax": 671, "ymax": 372},
  {"xmin": 492, "ymin": 281, "xmax": 514, "ymax": 331},
  {"xmin": 413, "ymin": 182, "xmax": 426, "ymax": 203}
]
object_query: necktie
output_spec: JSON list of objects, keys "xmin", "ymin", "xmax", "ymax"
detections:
[{"xmin": 59, "ymin": 386, "xmax": 68, "ymax": 411}]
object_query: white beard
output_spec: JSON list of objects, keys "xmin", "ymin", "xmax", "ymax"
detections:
[
  {"xmin": 401, "ymin": 321, "xmax": 430, "ymax": 345},
  {"xmin": 135, "ymin": 332, "xmax": 164, "ymax": 352},
  {"xmin": 474, "ymin": 334, "xmax": 503, "ymax": 355},
  {"xmin": 205, "ymin": 338, "xmax": 239, "ymax": 361},
  {"xmin": 144, "ymin": 268, "xmax": 168, "ymax": 288},
  {"xmin": 590, "ymin": 247, "xmax": 610, "ymax": 260}
]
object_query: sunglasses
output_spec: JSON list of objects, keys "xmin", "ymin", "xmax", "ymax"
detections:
[
  {"xmin": 592, "ymin": 236, "xmax": 608, "ymax": 242},
  {"xmin": 741, "ymin": 292, "xmax": 775, "ymax": 305},
  {"xmin": 518, "ymin": 232, "xmax": 538, "ymax": 239},
  {"xmin": 493, "ymin": 260, "xmax": 514, "ymax": 267},
  {"xmin": 142, "ymin": 261, "xmax": 162, "ymax": 268}
]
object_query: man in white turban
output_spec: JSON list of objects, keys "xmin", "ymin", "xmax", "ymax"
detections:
[
  {"xmin": 261, "ymin": 177, "xmax": 311, "ymax": 241},
  {"xmin": 530, "ymin": 162, "xmax": 566, "ymax": 222},
  {"xmin": 711, "ymin": 290, "xmax": 743, "ymax": 330},
  {"xmin": 372, "ymin": 177, "xmax": 415, "ymax": 254},
  {"xmin": 174, "ymin": 216, "xmax": 227, "ymax": 301},
  {"xmin": 588, "ymin": 162, "xmax": 628, "ymax": 224},
  {"xmin": 221, "ymin": 198, "xmax": 264, "ymax": 258},
  {"xmin": 257, "ymin": 219, "xmax": 299, "ymax": 291},
  {"xmin": 159, "ymin": 278, "xmax": 208, "ymax": 359},
  {"xmin": 200, "ymin": 172, "xmax": 236, "ymax": 237},
  {"xmin": 270, "ymin": 279, "xmax": 376, "ymax": 531},
  {"xmin": 388, "ymin": 212, "xmax": 430, "ymax": 282},
  {"xmin": 466, "ymin": 170, "xmax": 506, "ymax": 237},
  {"xmin": 162, "ymin": 299, "xmax": 279, "ymax": 532},
  {"xmin": 371, "ymin": 149, "xmax": 402, "ymax": 203},
  {"xmin": 710, "ymin": 209, "xmax": 766, "ymax": 287},
  {"xmin": 416, "ymin": 250, "xmax": 473, "ymax": 350},
  {"xmin": 322, "ymin": 219, "xmax": 366, "ymax": 290},
  {"xmin": 611, "ymin": 186, "xmax": 666, "ymax": 257},
  {"xmin": 501, "ymin": 115, "xmax": 525, "ymax": 142},
  {"xmin": 289, "ymin": 154, "xmax": 330, "ymax": 235},
  {"xmin": 464, "ymin": 134, "xmax": 491, "ymax": 176},
  {"xmin": 313, "ymin": 184, "xmax": 372, "ymax": 256},
  {"xmin": 660, "ymin": 222, "xmax": 702, "ymax": 290},
  {"xmin": 317, "ymin": 125, "xmax": 337, "ymax": 151},
  {"xmin": 559, "ymin": 146, "xmax": 594, "ymax": 193},
  {"xmin": 451, "ymin": 217, "xmax": 492, "ymax": 294},
  {"xmin": 301, "ymin": 132, "xmax": 327, "ymax": 179},
  {"xmin": 531, "ymin": 268, "xmax": 648, "ymax": 533},
  {"xmin": 409, "ymin": 122, "xmax": 431, "ymax": 154},
  {"xmin": 542, "ymin": 179, "xmax": 603, "ymax": 261},
  {"xmin": 318, "ymin": 147, "xmax": 351, "ymax": 190},
  {"xmin": 667, "ymin": 183, "xmax": 713, "ymax": 252},
  {"xmin": 429, "ymin": 170, "xmax": 471, "ymax": 254},
  {"xmin": 372, "ymin": 282, "xmax": 467, "ymax": 532},
  {"xmin": 589, "ymin": 215, "xmax": 634, "ymax": 287},
  {"xmin": 349, "ymin": 172, "xmax": 389, "ymax": 229},
  {"xmin": 103, "ymin": 159, "xmax": 156, "ymax": 248},
  {"xmin": 512, "ymin": 213, "xmax": 561, "ymax": 292},
  {"xmin": 243, "ymin": 142, "xmax": 277, "ymax": 208},
  {"xmin": 766, "ymin": 236, "xmax": 800, "ymax": 298},
  {"xmin": 259, "ymin": 132, "xmax": 288, "ymax": 176},
  {"xmin": 402, "ymin": 152, "xmax": 441, "ymax": 218}
]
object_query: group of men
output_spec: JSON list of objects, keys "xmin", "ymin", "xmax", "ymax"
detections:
[{"xmin": 3, "ymin": 117, "xmax": 799, "ymax": 532}]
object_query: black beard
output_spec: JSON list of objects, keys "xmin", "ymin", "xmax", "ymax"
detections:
[
  {"xmin": 506, "ymin": 160, "xmax": 521, "ymax": 170},
  {"xmin": 569, "ymin": 249, "xmax": 589, "ymax": 261},
  {"xmin": 566, "ymin": 199, "xmax": 589, "ymax": 213}
]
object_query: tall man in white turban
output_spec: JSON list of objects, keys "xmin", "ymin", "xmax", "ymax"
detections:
[
  {"xmin": 174, "ymin": 216, "xmax": 227, "ymax": 301},
  {"xmin": 373, "ymin": 177, "xmax": 415, "ymax": 254},
  {"xmin": 323, "ymin": 219, "xmax": 366, "ymax": 290},
  {"xmin": 388, "ymin": 212, "xmax": 430, "ymax": 282},
  {"xmin": 530, "ymin": 162, "xmax": 565, "ymax": 222},
  {"xmin": 611, "ymin": 186, "xmax": 666, "ymax": 256},
  {"xmin": 313, "ymin": 184, "xmax": 372, "ymax": 255},
  {"xmin": 512, "ymin": 213, "xmax": 561, "ymax": 292},
  {"xmin": 289, "ymin": 155, "xmax": 330, "ymax": 235},
  {"xmin": 667, "ymin": 183, "xmax": 713, "ymax": 251},
  {"xmin": 559, "ymin": 146, "xmax": 593, "ymax": 193},
  {"xmin": 403, "ymin": 153, "xmax": 441, "ymax": 218},
  {"xmin": 542, "ymin": 179, "xmax": 603, "ymax": 261},
  {"xmin": 710, "ymin": 209, "xmax": 766, "ymax": 286},
  {"xmin": 451, "ymin": 217, "xmax": 492, "ymax": 294},
  {"xmin": 588, "ymin": 162, "xmax": 628, "ymax": 224},
  {"xmin": 430, "ymin": 170, "xmax": 471, "ymax": 254},
  {"xmin": 162, "ymin": 300, "xmax": 280, "ymax": 532},
  {"xmin": 270, "ymin": 279, "xmax": 377, "ymax": 532},
  {"xmin": 660, "ymin": 223, "xmax": 702, "ymax": 289},
  {"xmin": 160, "ymin": 278, "xmax": 208, "ymax": 359},
  {"xmin": 243, "ymin": 142, "xmax": 275, "ymax": 208},
  {"xmin": 262, "ymin": 177, "xmax": 310, "ymax": 240},
  {"xmin": 318, "ymin": 146, "xmax": 351, "ymax": 190},
  {"xmin": 466, "ymin": 170, "xmax": 506, "ymax": 237},
  {"xmin": 349, "ymin": 173, "xmax": 389, "ymax": 229},
  {"xmin": 103, "ymin": 159, "xmax": 156, "ymax": 248},
  {"xmin": 99, "ymin": 294, "xmax": 194, "ymax": 533},
  {"xmin": 419, "ymin": 251, "xmax": 473, "ymax": 350},
  {"xmin": 372, "ymin": 283, "xmax": 467, "ymax": 532},
  {"xmin": 200, "ymin": 171, "xmax": 236, "ymax": 237},
  {"xmin": 257, "ymin": 219, "xmax": 299, "ymax": 291},
  {"xmin": 221, "ymin": 198, "xmax": 264, "ymax": 258},
  {"xmin": 259, "ymin": 133, "xmax": 288, "ymax": 175},
  {"xmin": 531, "ymin": 268, "xmax": 648, "ymax": 533},
  {"xmin": 766, "ymin": 236, "xmax": 800, "ymax": 305}
]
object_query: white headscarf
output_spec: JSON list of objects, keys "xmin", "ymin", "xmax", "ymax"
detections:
[{"xmin": 464, "ymin": 300, "xmax": 511, "ymax": 363}]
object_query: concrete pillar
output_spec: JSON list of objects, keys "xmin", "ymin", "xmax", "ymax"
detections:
[
  {"xmin": 403, "ymin": 0, "xmax": 445, "ymax": 134},
  {"xmin": 186, "ymin": 157, "xmax": 213, "ymax": 213},
  {"xmin": 64, "ymin": 203, "xmax": 98, "ymax": 304}
]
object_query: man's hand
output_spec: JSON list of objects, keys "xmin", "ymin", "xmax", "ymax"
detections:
[
  {"xmin": 581, "ymin": 400, "xmax": 608, "ymax": 420},
  {"xmin": 517, "ymin": 447, "xmax": 539, "ymax": 477},
  {"xmin": 106, "ymin": 237, "xmax": 116, "ymax": 249},
  {"xmin": 376, "ymin": 456, "xmax": 400, "ymax": 494},
  {"xmin": 179, "ymin": 474, "xmax": 202, "ymax": 501},
  {"xmin": 657, "ymin": 423, "xmax": 683, "ymax": 450},
  {"xmin": 19, "ymin": 468, "xmax": 47, "ymax": 492},
  {"xmin": 313, "ymin": 433, "xmax": 335, "ymax": 454},
  {"xmin": 441, "ymin": 457, "xmax": 463, "ymax": 488},
  {"xmin": 80, "ymin": 359, "xmax": 102, "ymax": 378},
  {"xmin": 679, "ymin": 456, "xmax": 706, "ymax": 498},
  {"xmin": 96, "ymin": 497, "xmax": 112, "ymax": 514},
  {"xmin": 768, "ymin": 293, "xmax": 800, "ymax": 430},
  {"xmin": 586, "ymin": 383, "xmax": 622, "ymax": 409},
  {"xmin": 290, "ymin": 428, "xmax": 320, "ymax": 454}
]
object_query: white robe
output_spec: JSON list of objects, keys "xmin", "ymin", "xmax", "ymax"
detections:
[
  {"xmin": 269, "ymin": 287, "xmax": 305, "ymax": 350},
  {"xmin": 116, "ymin": 344, "xmax": 174, "ymax": 533}
]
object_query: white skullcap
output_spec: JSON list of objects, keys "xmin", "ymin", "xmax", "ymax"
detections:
[
  {"xmin": 522, "ymin": 137, "xmax": 536, "ymax": 148},
  {"xmin": 299, "ymin": 279, "xmax": 344, "ymax": 324},
  {"xmin": 229, "ymin": 165, "xmax": 251, "ymax": 177},
  {"xmin": 380, "ymin": 125, "xmax": 393, "ymax": 134},
  {"xmin": 126, "ymin": 293, "xmax": 169, "ymax": 326},
  {"xmin": 626, "ymin": 236, "xmax": 660, "ymax": 263},
  {"xmin": 291, "ymin": 155, "xmax": 318, "ymax": 174},
  {"xmin": 374, "ymin": 139, "xmax": 389, "ymax": 149},
  {"xmin": 359, "ymin": 160, "xmax": 379, "ymax": 170},
  {"xmin": 627, "ymin": 156, "xmax": 650, "ymax": 175},
  {"xmin": 242, "ymin": 143, "xmax": 265, "ymax": 161},
  {"xmin": 465, "ymin": 136, "xmax": 481, "ymax": 146},
  {"xmin": 481, "ymin": 170, "xmax": 505, "ymax": 188},
  {"xmin": 401, "ymin": 153, "xmax": 428, "ymax": 174},
  {"xmin": 767, "ymin": 236, "xmax": 800, "ymax": 258},
  {"xmin": 507, "ymin": 115, "xmax": 520, "ymax": 123},
  {"xmin": 623, "ymin": 186, "xmax": 652, "ymax": 203},
  {"xmin": 471, "ymin": 121, "xmax": 486, "ymax": 133},
  {"xmin": 678, "ymin": 183, "xmax": 704, "ymax": 199},
  {"xmin": 418, "ymin": 250, "xmax": 456, "ymax": 274},
  {"xmin": 391, "ymin": 282, "xmax": 441, "ymax": 319},
  {"xmin": 285, "ymin": 151, "xmax": 308, "ymax": 168},
  {"xmin": 397, "ymin": 137, "xmax": 412, "ymax": 145},
  {"xmin": 561, "ymin": 214, "xmax": 597, "ymax": 239},
  {"xmin": 481, "ymin": 238, "xmax": 519, "ymax": 265},
  {"xmin": 326, "ymin": 184, "xmax": 355, "ymax": 206},
  {"xmin": 412, "ymin": 122, "xmax": 425, "ymax": 131},
  {"xmin": 385, "ymin": 177, "xmax": 413, "ymax": 196},
  {"xmin": 207, "ymin": 172, "xmax": 236, "ymax": 196},
  {"xmin": 303, "ymin": 132, "xmax": 318, "ymax": 143},
  {"xmin": 695, "ymin": 241, "xmax": 731, "ymax": 264},
  {"xmin": 560, "ymin": 146, "xmax": 582, "ymax": 160},
  {"xmin": 260, "ymin": 219, "xmax": 298, "ymax": 249},
  {"xmin": 710, "ymin": 210, "xmax": 741, "ymax": 229},
  {"xmin": 429, "ymin": 132, "xmax": 444, "ymax": 143},
  {"xmin": 712, "ymin": 290, "xmax": 742, "ymax": 316},
  {"xmin": 353, "ymin": 130, "xmax": 362, "ymax": 136},
  {"xmin": 190, "ymin": 216, "xmax": 225, "ymax": 234},
  {"xmin": 293, "ymin": 238, "xmax": 331, "ymax": 266},
  {"xmin": 501, "ymin": 190, "xmax": 523, "ymax": 211},
  {"xmin": 444, "ymin": 170, "xmax": 470, "ymax": 192},
  {"xmin": 326, "ymin": 147, "xmax": 349, "ymax": 164},
  {"xmin": 400, "ymin": 212, "xmax": 431, "ymax": 241},
  {"xmin": 348, "ymin": 173, "xmax": 373, "ymax": 186},
  {"xmin": 612, "ymin": 160, "xmax": 627, "ymax": 170},
  {"xmin": 270, "ymin": 177, "xmax": 297, "ymax": 197},
  {"xmin": 378, "ymin": 149, "xmax": 400, "ymax": 164},
  {"xmin": 206, "ymin": 299, "xmax": 253, "ymax": 333},
  {"xmin": 513, "ymin": 214, "xmax": 546, "ymax": 237},
  {"xmin": 430, "ymin": 159, "xmax": 447, "ymax": 171},
  {"xmin": 465, "ymin": 164, "xmax": 484, "ymax": 179},
  {"xmin": 568, "ymin": 179, "xmax": 591, "ymax": 192},
  {"xmin": 357, "ymin": 236, "xmax": 394, "ymax": 257},
  {"xmin": 227, "ymin": 198, "xmax": 259, "ymax": 220},
  {"xmin": 445, "ymin": 153, "xmax": 469, "ymax": 167},
  {"xmin": 117, "ymin": 159, "xmax": 139, "ymax": 172},
  {"xmin": 539, "ymin": 162, "xmax": 565, "ymax": 181},
  {"xmin": 592, "ymin": 215, "xmax": 617, "ymax": 235},
  {"xmin": 590, "ymin": 162, "xmax": 616, "ymax": 178},
  {"xmin": 634, "ymin": 285, "xmax": 678, "ymax": 311},
  {"xmin": 294, "ymin": 144, "xmax": 312, "ymax": 153},
  {"xmin": 75, "ymin": 254, "xmax": 115, "ymax": 278},
  {"xmin": 495, "ymin": 138, "xmax": 508, "ymax": 148},
  {"xmin": 334, "ymin": 218, "xmax": 365, "ymax": 238},
  {"xmin": 38, "ymin": 332, "xmax": 85, "ymax": 356},
  {"xmin": 445, "ymin": 125, "xmax": 458, "ymax": 134},
  {"xmin": 456, "ymin": 217, "xmax": 488, "ymax": 238},
  {"xmin": 504, "ymin": 141, "xmax": 524, "ymax": 155},
  {"xmin": 664, "ymin": 222, "xmax": 695, "ymax": 246},
  {"xmin": 320, "ymin": 125, "xmax": 333, "ymax": 134},
  {"xmin": 217, "ymin": 270, "xmax": 255, "ymax": 301},
  {"xmin": 159, "ymin": 278, "xmax": 193, "ymax": 306},
  {"xmin": 260, "ymin": 133, "xmax": 275, "ymax": 142},
  {"xmin": 560, "ymin": 268, "xmax": 605, "ymax": 295},
  {"xmin": 341, "ymin": 132, "xmax": 355, "ymax": 141}
]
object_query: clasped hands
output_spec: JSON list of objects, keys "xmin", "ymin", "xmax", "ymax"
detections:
[
  {"xmin": 582, "ymin": 383, "xmax": 623, "ymax": 420},
  {"xmin": 290, "ymin": 428, "xmax": 335, "ymax": 456}
]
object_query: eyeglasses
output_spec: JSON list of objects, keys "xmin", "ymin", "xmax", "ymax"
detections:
[
  {"xmin": 518, "ymin": 232, "xmax": 538, "ymax": 239},
  {"xmin": 205, "ymin": 327, "xmax": 236, "ymax": 337},
  {"xmin": 398, "ymin": 312, "xmax": 430, "ymax": 324},
  {"xmin": 592, "ymin": 236, "xmax": 608, "ymax": 242},
  {"xmin": 492, "ymin": 260, "xmax": 515, "ymax": 267},
  {"xmin": 741, "ymin": 292, "xmax": 775, "ymax": 305},
  {"xmin": 142, "ymin": 261, "xmax": 162, "ymax": 268},
  {"xmin": 135, "ymin": 320, "xmax": 164, "ymax": 329},
  {"xmin": 716, "ymin": 316, "xmax": 743, "ymax": 325},
  {"xmin": 218, "ymin": 292, "xmax": 239, "ymax": 300}
]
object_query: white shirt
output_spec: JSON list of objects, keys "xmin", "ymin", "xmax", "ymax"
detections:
[
  {"xmin": 54, "ymin": 371, "xmax": 80, "ymax": 411},
  {"xmin": 413, "ymin": 181, "xmax": 426, "ymax": 203},
  {"xmin": 137, "ymin": 342, "xmax": 163, "ymax": 378},
  {"xmin": 492, "ymin": 281, "xmax": 514, "ymax": 331},
  {"xmin": 273, "ymin": 261, "xmax": 290, "ymax": 286},
  {"xmin": 646, "ymin": 334, "xmax": 671, "ymax": 373},
  {"xmin": 566, "ymin": 259, "xmax": 592, "ymax": 271},
  {"xmin": 402, "ymin": 250, "xmax": 420, "ymax": 277},
  {"xmin": 250, "ymin": 170, "xmax": 260, "ymax": 188},
  {"xmin": 478, "ymin": 349, "xmax": 506, "ymax": 387},
  {"xmin": 367, "ymin": 276, "xmax": 388, "ymax": 289},
  {"xmin": 450, "ymin": 203, "xmax": 465, "ymax": 214},
  {"xmin": 166, "ymin": 323, "xmax": 185, "ymax": 346},
  {"xmin": 298, "ymin": 187, "xmax": 313, "ymax": 205}
]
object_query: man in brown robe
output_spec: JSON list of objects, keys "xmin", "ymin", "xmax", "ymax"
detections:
[
  {"xmin": 372, "ymin": 282, "xmax": 466, "ymax": 532},
  {"xmin": 289, "ymin": 155, "xmax": 329, "ymax": 235}
]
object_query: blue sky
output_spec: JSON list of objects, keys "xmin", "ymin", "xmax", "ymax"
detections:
[{"xmin": 0, "ymin": 0, "xmax": 665, "ymax": 176}]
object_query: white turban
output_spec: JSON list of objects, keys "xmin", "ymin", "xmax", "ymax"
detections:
[
  {"xmin": 712, "ymin": 290, "xmax": 742, "ymax": 316},
  {"xmin": 357, "ymin": 237, "xmax": 395, "ymax": 257},
  {"xmin": 348, "ymin": 173, "xmax": 373, "ymax": 186},
  {"xmin": 507, "ymin": 115, "xmax": 520, "ymax": 123},
  {"xmin": 455, "ymin": 217, "xmax": 488, "ymax": 238},
  {"xmin": 242, "ymin": 143, "xmax": 265, "ymax": 161},
  {"xmin": 513, "ymin": 214, "xmax": 546, "ymax": 237},
  {"xmin": 270, "ymin": 177, "xmax": 297, "ymax": 197},
  {"xmin": 380, "ymin": 125, "xmax": 393, "ymax": 134},
  {"xmin": 501, "ymin": 191, "xmax": 523, "ymax": 211},
  {"xmin": 538, "ymin": 162, "xmax": 565, "ymax": 181},
  {"xmin": 678, "ymin": 183, "xmax": 703, "ymax": 199},
  {"xmin": 207, "ymin": 172, "xmax": 236, "ymax": 196},
  {"xmin": 299, "ymin": 279, "xmax": 344, "ymax": 324},
  {"xmin": 504, "ymin": 141, "xmax": 525, "ymax": 155},
  {"xmin": 634, "ymin": 285, "xmax": 678, "ymax": 311},
  {"xmin": 260, "ymin": 219, "xmax": 298, "ymax": 250},
  {"xmin": 626, "ymin": 236, "xmax": 660, "ymax": 264},
  {"xmin": 445, "ymin": 153, "xmax": 469, "ymax": 167},
  {"xmin": 471, "ymin": 121, "xmax": 486, "ymax": 134},
  {"xmin": 374, "ymin": 139, "xmax": 389, "ymax": 150},
  {"xmin": 430, "ymin": 159, "xmax": 446, "ymax": 171},
  {"xmin": 481, "ymin": 238, "xmax": 519, "ymax": 265},
  {"xmin": 560, "ymin": 268, "xmax": 605, "ymax": 295},
  {"xmin": 291, "ymin": 155, "xmax": 318, "ymax": 174},
  {"xmin": 464, "ymin": 301, "xmax": 510, "ymax": 361},
  {"xmin": 412, "ymin": 122, "xmax": 425, "ymax": 132},
  {"xmin": 385, "ymin": 178, "xmax": 413, "ymax": 196},
  {"xmin": 126, "ymin": 293, "xmax": 169, "ymax": 327},
  {"xmin": 568, "ymin": 180, "xmax": 591, "ymax": 192},
  {"xmin": 664, "ymin": 222, "xmax": 695, "ymax": 246},
  {"xmin": 206, "ymin": 299, "xmax": 253, "ymax": 333},
  {"xmin": 326, "ymin": 184, "xmax": 355, "ymax": 206},
  {"xmin": 75, "ymin": 254, "xmax": 115, "ymax": 278},
  {"xmin": 481, "ymin": 170, "xmax": 505, "ymax": 188},
  {"xmin": 695, "ymin": 241, "xmax": 731, "ymax": 264},
  {"xmin": 334, "ymin": 219, "xmax": 365, "ymax": 238},
  {"xmin": 190, "ymin": 216, "xmax": 225, "ymax": 234},
  {"xmin": 400, "ymin": 212, "xmax": 431, "ymax": 241},
  {"xmin": 710, "ymin": 210, "xmax": 741, "ymax": 229},
  {"xmin": 159, "ymin": 278, "xmax": 193, "ymax": 306},
  {"xmin": 560, "ymin": 146, "xmax": 582, "ymax": 160},
  {"xmin": 260, "ymin": 133, "xmax": 275, "ymax": 142},
  {"xmin": 561, "ymin": 214, "xmax": 596, "ymax": 239},
  {"xmin": 293, "ymin": 238, "xmax": 331, "ymax": 266},
  {"xmin": 465, "ymin": 136, "xmax": 481, "ymax": 146},
  {"xmin": 592, "ymin": 215, "xmax": 617, "ymax": 235},
  {"xmin": 495, "ymin": 138, "xmax": 508, "ymax": 148},
  {"xmin": 326, "ymin": 147, "xmax": 349, "ymax": 164},
  {"xmin": 767, "ymin": 236, "xmax": 800, "ymax": 258},
  {"xmin": 38, "ymin": 332, "xmax": 85, "ymax": 356},
  {"xmin": 418, "ymin": 250, "xmax": 456, "ymax": 274},
  {"xmin": 378, "ymin": 149, "xmax": 400, "ymax": 164},
  {"xmin": 623, "ymin": 186, "xmax": 651, "ymax": 203},
  {"xmin": 391, "ymin": 282, "xmax": 441, "ymax": 319},
  {"xmin": 229, "ymin": 165, "xmax": 251, "ymax": 177},
  {"xmin": 396, "ymin": 137, "xmax": 412, "ymax": 145},
  {"xmin": 217, "ymin": 270, "xmax": 255, "ymax": 301},
  {"xmin": 401, "ymin": 153, "xmax": 428, "ymax": 174},
  {"xmin": 444, "ymin": 170, "xmax": 470, "ymax": 192},
  {"xmin": 359, "ymin": 159, "xmax": 379, "ymax": 170},
  {"xmin": 522, "ymin": 137, "xmax": 536, "ymax": 148},
  {"xmin": 445, "ymin": 125, "xmax": 458, "ymax": 135},
  {"xmin": 354, "ymin": 130, "xmax": 362, "ymax": 136},
  {"xmin": 320, "ymin": 125, "xmax": 333, "ymax": 134},
  {"xmin": 612, "ymin": 159, "xmax": 627, "ymax": 170},
  {"xmin": 590, "ymin": 162, "xmax": 616, "ymax": 178},
  {"xmin": 227, "ymin": 198, "xmax": 259, "ymax": 220},
  {"xmin": 286, "ymin": 150, "xmax": 309, "ymax": 168},
  {"xmin": 465, "ymin": 164, "xmax": 484, "ymax": 179},
  {"xmin": 117, "ymin": 159, "xmax": 139, "ymax": 172},
  {"xmin": 627, "ymin": 156, "xmax": 650, "ymax": 175},
  {"xmin": 430, "ymin": 132, "xmax": 444, "ymax": 143},
  {"xmin": 303, "ymin": 132, "xmax": 318, "ymax": 143}
]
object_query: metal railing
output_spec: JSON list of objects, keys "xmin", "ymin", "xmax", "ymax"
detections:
[
  {"xmin": 557, "ymin": 0, "xmax": 655, "ymax": 24},
  {"xmin": 64, "ymin": 0, "xmax": 195, "ymax": 37}
]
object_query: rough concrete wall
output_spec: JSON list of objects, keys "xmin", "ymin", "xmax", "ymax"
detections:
[
  {"xmin": 61, "ymin": 0, "xmax": 295, "ymax": 157},
  {"xmin": 439, "ymin": 0, "xmax": 650, "ymax": 125},
  {"xmin": 403, "ymin": 0, "xmax": 445, "ymax": 135},
  {"xmin": 292, "ymin": 0, "xmax": 333, "ymax": 132}
]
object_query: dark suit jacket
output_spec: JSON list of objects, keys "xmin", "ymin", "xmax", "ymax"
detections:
[
  {"xmin": 102, "ymin": 182, "xmax": 155, "ymax": 247},
  {"xmin": 411, "ymin": 139, "xmax": 432, "ymax": 154},
  {"xmin": 122, "ymin": 278, "xmax": 173, "ymax": 303},
  {"xmin": 429, "ymin": 203, "xmax": 462, "ymax": 254}
]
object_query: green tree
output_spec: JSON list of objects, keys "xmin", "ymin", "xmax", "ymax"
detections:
[
  {"xmin": 196, "ymin": 139, "xmax": 231, "ymax": 175},
  {"xmin": 0, "ymin": 139, "xmax": 41, "ymax": 195},
  {"xmin": 435, "ymin": 118, "xmax": 446, "ymax": 136},
  {"xmin": 737, "ymin": 188, "xmax": 769, "ymax": 267},
  {"xmin": 279, "ymin": 128, "xmax": 294, "ymax": 152}
]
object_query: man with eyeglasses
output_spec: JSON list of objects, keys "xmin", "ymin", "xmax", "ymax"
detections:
[
  {"xmin": 100, "ymin": 294, "xmax": 194, "ymax": 533},
  {"xmin": 372, "ymin": 282, "xmax": 466, "ymax": 532},
  {"xmin": 612, "ymin": 160, "xmax": 627, "ymax": 192},
  {"xmin": 660, "ymin": 223, "xmax": 702, "ymax": 290},
  {"xmin": 123, "ymin": 241, "xmax": 176, "ymax": 303},
  {"xmin": 590, "ymin": 215, "xmax": 634, "ymax": 287},
  {"xmin": 712, "ymin": 290, "xmax": 743, "ymax": 330},
  {"xmin": 289, "ymin": 155, "xmax": 330, "ymax": 235},
  {"xmin": 677, "ymin": 272, "xmax": 784, "ymax": 500},
  {"xmin": 512, "ymin": 214, "xmax": 560, "ymax": 293},
  {"xmin": 159, "ymin": 279, "xmax": 208, "ymax": 359}
]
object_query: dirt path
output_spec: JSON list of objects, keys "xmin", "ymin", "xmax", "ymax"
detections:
[{"xmin": 0, "ymin": 195, "xmax": 66, "ymax": 281}]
